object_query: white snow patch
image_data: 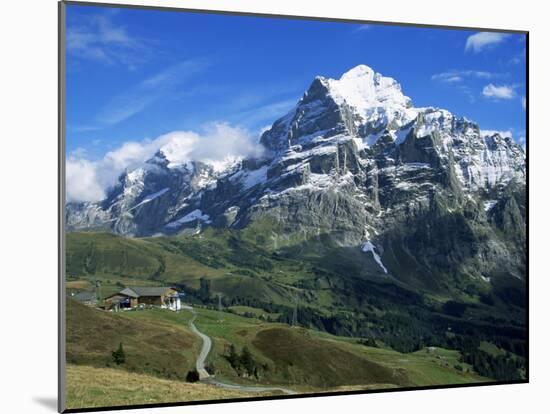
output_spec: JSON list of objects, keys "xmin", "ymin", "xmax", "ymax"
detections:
[
  {"xmin": 402, "ymin": 162, "xmax": 431, "ymax": 170},
  {"xmin": 282, "ymin": 143, "xmax": 337, "ymax": 161},
  {"xmin": 361, "ymin": 241, "xmax": 388, "ymax": 274},
  {"xmin": 324, "ymin": 65, "xmax": 418, "ymax": 130},
  {"xmin": 272, "ymin": 171, "xmax": 354, "ymax": 197},
  {"xmin": 362, "ymin": 131, "xmax": 386, "ymax": 147},
  {"xmin": 416, "ymin": 123, "xmax": 436, "ymax": 137},
  {"xmin": 395, "ymin": 181, "xmax": 415, "ymax": 190},
  {"xmin": 193, "ymin": 169, "xmax": 218, "ymax": 189},
  {"xmin": 166, "ymin": 209, "xmax": 211, "ymax": 228},
  {"xmin": 394, "ymin": 126, "xmax": 413, "ymax": 145},
  {"xmin": 134, "ymin": 188, "xmax": 169, "ymax": 208},
  {"xmin": 484, "ymin": 200, "xmax": 498, "ymax": 212},
  {"xmin": 241, "ymin": 166, "xmax": 268, "ymax": 190}
]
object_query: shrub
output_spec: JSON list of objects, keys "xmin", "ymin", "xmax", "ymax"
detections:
[
  {"xmin": 205, "ymin": 362, "xmax": 216, "ymax": 375},
  {"xmin": 358, "ymin": 338, "xmax": 378, "ymax": 347},
  {"xmin": 186, "ymin": 369, "xmax": 200, "ymax": 383}
]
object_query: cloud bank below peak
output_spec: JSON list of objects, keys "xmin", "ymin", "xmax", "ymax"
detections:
[{"xmin": 66, "ymin": 123, "xmax": 265, "ymax": 203}]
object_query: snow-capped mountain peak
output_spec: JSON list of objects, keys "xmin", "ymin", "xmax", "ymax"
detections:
[
  {"xmin": 260, "ymin": 65, "xmax": 420, "ymax": 153},
  {"xmin": 324, "ymin": 64, "xmax": 412, "ymax": 114},
  {"xmin": 68, "ymin": 64, "xmax": 526, "ymax": 249},
  {"xmin": 321, "ymin": 65, "xmax": 417, "ymax": 132}
]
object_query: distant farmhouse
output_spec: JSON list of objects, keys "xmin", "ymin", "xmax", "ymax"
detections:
[
  {"xmin": 104, "ymin": 287, "xmax": 182, "ymax": 312},
  {"xmin": 72, "ymin": 291, "xmax": 98, "ymax": 307}
]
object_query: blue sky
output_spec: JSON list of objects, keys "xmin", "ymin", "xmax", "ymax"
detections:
[{"xmin": 65, "ymin": 4, "xmax": 526, "ymax": 201}]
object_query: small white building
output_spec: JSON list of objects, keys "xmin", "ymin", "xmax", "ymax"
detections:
[{"xmin": 105, "ymin": 286, "xmax": 183, "ymax": 311}]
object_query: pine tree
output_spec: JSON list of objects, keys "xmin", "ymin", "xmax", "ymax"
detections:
[
  {"xmin": 227, "ymin": 344, "xmax": 239, "ymax": 369},
  {"xmin": 199, "ymin": 277, "xmax": 211, "ymax": 302},
  {"xmin": 112, "ymin": 342, "xmax": 125, "ymax": 365},
  {"xmin": 240, "ymin": 346, "xmax": 255, "ymax": 376}
]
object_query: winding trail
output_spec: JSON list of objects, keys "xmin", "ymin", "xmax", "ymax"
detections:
[
  {"xmin": 185, "ymin": 307, "xmax": 296, "ymax": 395},
  {"xmin": 188, "ymin": 311, "xmax": 212, "ymax": 380}
]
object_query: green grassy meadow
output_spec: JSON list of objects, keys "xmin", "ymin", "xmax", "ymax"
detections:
[
  {"xmin": 112, "ymin": 305, "xmax": 488, "ymax": 391},
  {"xmin": 66, "ymin": 298, "xmax": 488, "ymax": 410},
  {"xmin": 66, "ymin": 229, "xmax": 526, "ymax": 406},
  {"xmin": 65, "ymin": 365, "xmax": 260, "ymax": 410},
  {"xmin": 66, "ymin": 299, "xmax": 199, "ymax": 381}
]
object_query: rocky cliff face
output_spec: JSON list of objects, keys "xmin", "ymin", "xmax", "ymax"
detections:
[{"xmin": 66, "ymin": 65, "xmax": 526, "ymax": 291}]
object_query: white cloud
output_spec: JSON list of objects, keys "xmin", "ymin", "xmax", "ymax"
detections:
[
  {"xmin": 67, "ymin": 13, "xmax": 149, "ymax": 67},
  {"xmin": 187, "ymin": 123, "xmax": 265, "ymax": 166},
  {"xmin": 66, "ymin": 139, "xmax": 160, "ymax": 202},
  {"xmin": 432, "ymin": 71, "xmax": 504, "ymax": 104},
  {"xmin": 465, "ymin": 32, "xmax": 509, "ymax": 53},
  {"xmin": 482, "ymin": 84, "xmax": 516, "ymax": 99},
  {"xmin": 72, "ymin": 59, "xmax": 209, "ymax": 129},
  {"xmin": 522, "ymin": 96, "xmax": 526, "ymax": 110},
  {"xmin": 354, "ymin": 24, "xmax": 371, "ymax": 32},
  {"xmin": 66, "ymin": 123, "xmax": 264, "ymax": 202},
  {"xmin": 432, "ymin": 70, "xmax": 495, "ymax": 83},
  {"xmin": 229, "ymin": 99, "xmax": 296, "ymax": 128},
  {"xmin": 66, "ymin": 157, "xmax": 106, "ymax": 203},
  {"xmin": 96, "ymin": 93, "xmax": 157, "ymax": 126}
]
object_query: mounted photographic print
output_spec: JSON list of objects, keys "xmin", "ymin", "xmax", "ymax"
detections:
[{"xmin": 59, "ymin": 1, "xmax": 528, "ymax": 412}]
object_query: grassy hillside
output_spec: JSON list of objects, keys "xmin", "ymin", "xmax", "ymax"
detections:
[
  {"xmin": 124, "ymin": 306, "xmax": 487, "ymax": 391},
  {"xmin": 65, "ymin": 365, "xmax": 261, "ymax": 410},
  {"xmin": 252, "ymin": 326, "xmax": 408, "ymax": 388},
  {"xmin": 65, "ymin": 300, "xmax": 488, "ymax": 409},
  {"xmin": 66, "ymin": 230, "xmax": 527, "ymax": 382},
  {"xmin": 66, "ymin": 232, "xmax": 225, "ymax": 286},
  {"xmin": 66, "ymin": 299, "xmax": 199, "ymax": 381},
  {"xmin": 65, "ymin": 230, "xmax": 526, "ymax": 319}
]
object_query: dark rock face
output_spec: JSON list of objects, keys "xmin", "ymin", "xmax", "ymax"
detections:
[{"xmin": 66, "ymin": 65, "xmax": 526, "ymax": 290}]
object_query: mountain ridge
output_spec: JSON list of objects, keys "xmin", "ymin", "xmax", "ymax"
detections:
[{"xmin": 66, "ymin": 64, "xmax": 526, "ymax": 290}]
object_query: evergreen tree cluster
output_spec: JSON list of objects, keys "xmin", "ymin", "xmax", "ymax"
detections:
[{"xmin": 225, "ymin": 344, "xmax": 264, "ymax": 378}]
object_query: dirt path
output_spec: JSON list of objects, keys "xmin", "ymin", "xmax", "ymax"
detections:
[
  {"xmin": 185, "ymin": 307, "xmax": 296, "ymax": 395},
  {"xmin": 188, "ymin": 311, "xmax": 211, "ymax": 380}
]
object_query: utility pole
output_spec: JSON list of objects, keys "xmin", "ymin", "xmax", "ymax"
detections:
[
  {"xmin": 92, "ymin": 279, "xmax": 102, "ymax": 308},
  {"xmin": 94, "ymin": 279, "xmax": 102, "ymax": 302},
  {"xmin": 291, "ymin": 294, "xmax": 298, "ymax": 327},
  {"xmin": 217, "ymin": 293, "xmax": 223, "ymax": 323}
]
